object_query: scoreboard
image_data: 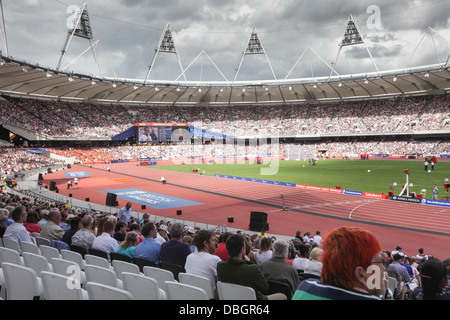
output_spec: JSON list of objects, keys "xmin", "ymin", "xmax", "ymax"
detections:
[{"xmin": 136, "ymin": 123, "xmax": 190, "ymax": 143}]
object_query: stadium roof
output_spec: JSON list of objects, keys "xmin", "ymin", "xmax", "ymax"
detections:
[{"xmin": 0, "ymin": 55, "xmax": 449, "ymax": 106}]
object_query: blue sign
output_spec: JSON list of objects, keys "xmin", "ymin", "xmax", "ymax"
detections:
[
  {"xmin": 24, "ymin": 149, "xmax": 49, "ymax": 154},
  {"xmin": 100, "ymin": 188, "xmax": 203, "ymax": 210},
  {"xmin": 214, "ymin": 174, "xmax": 296, "ymax": 188},
  {"xmin": 342, "ymin": 190, "xmax": 363, "ymax": 196},
  {"xmin": 421, "ymin": 199, "xmax": 450, "ymax": 208},
  {"xmin": 64, "ymin": 171, "xmax": 92, "ymax": 178}
]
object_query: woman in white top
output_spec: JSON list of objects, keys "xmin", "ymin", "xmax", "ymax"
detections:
[
  {"xmin": 292, "ymin": 242, "xmax": 311, "ymax": 271},
  {"xmin": 304, "ymin": 247, "xmax": 323, "ymax": 276},
  {"xmin": 255, "ymin": 237, "xmax": 273, "ymax": 266}
]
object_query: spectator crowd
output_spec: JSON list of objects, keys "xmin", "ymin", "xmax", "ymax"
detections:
[
  {"xmin": 0, "ymin": 94, "xmax": 448, "ymax": 139},
  {"xmin": 0, "ymin": 190, "xmax": 448, "ymax": 300}
]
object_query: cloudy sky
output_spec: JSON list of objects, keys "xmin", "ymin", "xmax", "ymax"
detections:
[{"xmin": 2, "ymin": 0, "xmax": 450, "ymax": 82}]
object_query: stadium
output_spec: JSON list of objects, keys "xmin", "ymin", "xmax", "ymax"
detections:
[{"xmin": 0, "ymin": 2, "xmax": 449, "ymax": 302}]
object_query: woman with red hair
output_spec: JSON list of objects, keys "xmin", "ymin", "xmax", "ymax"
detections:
[{"xmin": 292, "ymin": 226, "xmax": 387, "ymax": 300}]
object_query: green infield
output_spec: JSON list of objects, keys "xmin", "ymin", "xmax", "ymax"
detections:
[{"xmin": 149, "ymin": 159, "xmax": 450, "ymax": 199}]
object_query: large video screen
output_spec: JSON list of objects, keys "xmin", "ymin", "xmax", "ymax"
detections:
[{"xmin": 136, "ymin": 123, "xmax": 190, "ymax": 143}]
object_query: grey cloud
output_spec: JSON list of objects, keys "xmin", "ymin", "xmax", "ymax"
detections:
[{"xmin": 1, "ymin": 1, "xmax": 448, "ymax": 81}]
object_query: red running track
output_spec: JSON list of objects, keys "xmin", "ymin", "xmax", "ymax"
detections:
[{"xmin": 45, "ymin": 163, "xmax": 450, "ymax": 260}]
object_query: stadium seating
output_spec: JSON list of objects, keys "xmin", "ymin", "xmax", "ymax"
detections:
[{"xmin": 1, "ymin": 94, "xmax": 448, "ymax": 142}]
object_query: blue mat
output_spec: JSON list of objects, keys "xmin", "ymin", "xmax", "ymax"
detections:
[
  {"xmin": 100, "ymin": 188, "xmax": 203, "ymax": 209},
  {"xmin": 64, "ymin": 171, "xmax": 92, "ymax": 178}
]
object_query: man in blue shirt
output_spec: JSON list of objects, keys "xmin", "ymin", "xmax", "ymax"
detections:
[
  {"xmin": 135, "ymin": 222, "xmax": 161, "ymax": 265},
  {"xmin": 433, "ymin": 184, "xmax": 438, "ymax": 200},
  {"xmin": 118, "ymin": 202, "xmax": 133, "ymax": 226}
]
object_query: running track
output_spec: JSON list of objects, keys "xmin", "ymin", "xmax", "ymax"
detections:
[{"xmin": 47, "ymin": 162, "xmax": 450, "ymax": 260}]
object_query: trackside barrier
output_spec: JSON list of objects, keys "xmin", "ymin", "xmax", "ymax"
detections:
[
  {"xmin": 362, "ymin": 192, "xmax": 389, "ymax": 199},
  {"xmin": 213, "ymin": 175, "xmax": 296, "ymax": 188},
  {"xmin": 213, "ymin": 175, "xmax": 419, "ymax": 203},
  {"xmin": 295, "ymin": 184, "xmax": 342, "ymax": 193},
  {"xmin": 342, "ymin": 190, "xmax": 363, "ymax": 196},
  {"xmin": 420, "ymin": 199, "xmax": 450, "ymax": 208}
]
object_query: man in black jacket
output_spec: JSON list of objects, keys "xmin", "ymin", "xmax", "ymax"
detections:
[{"xmin": 217, "ymin": 233, "xmax": 286, "ymax": 300}]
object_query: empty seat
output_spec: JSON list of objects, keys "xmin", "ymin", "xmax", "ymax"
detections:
[
  {"xmin": 165, "ymin": 281, "xmax": 208, "ymax": 300},
  {"xmin": 143, "ymin": 266, "xmax": 175, "ymax": 291},
  {"xmin": 159, "ymin": 261, "xmax": 185, "ymax": 281},
  {"xmin": 84, "ymin": 264, "xmax": 123, "ymax": 289},
  {"xmin": 0, "ymin": 247, "xmax": 24, "ymax": 266},
  {"xmin": 51, "ymin": 258, "xmax": 86, "ymax": 288},
  {"xmin": 217, "ymin": 281, "xmax": 256, "ymax": 300},
  {"xmin": 2, "ymin": 238, "xmax": 22, "ymax": 253},
  {"xmin": 41, "ymin": 271, "xmax": 88, "ymax": 300},
  {"xmin": 1, "ymin": 262, "xmax": 43, "ymax": 300},
  {"xmin": 112, "ymin": 260, "xmax": 141, "ymax": 281},
  {"xmin": 35, "ymin": 237, "xmax": 51, "ymax": 247},
  {"xmin": 40, "ymin": 245, "xmax": 61, "ymax": 261},
  {"xmin": 388, "ymin": 277, "xmax": 398, "ymax": 297},
  {"xmin": 122, "ymin": 272, "xmax": 164, "ymax": 300},
  {"xmin": 20, "ymin": 241, "xmax": 41, "ymax": 255},
  {"xmin": 178, "ymin": 272, "xmax": 215, "ymax": 300},
  {"xmin": 85, "ymin": 254, "xmax": 112, "ymax": 269},
  {"xmin": 22, "ymin": 252, "xmax": 53, "ymax": 277},
  {"xmin": 86, "ymin": 282, "xmax": 134, "ymax": 300},
  {"xmin": 0, "ymin": 268, "xmax": 5, "ymax": 300},
  {"xmin": 61, "ymin": 249, "xmax": 85, "ymax": 270}
]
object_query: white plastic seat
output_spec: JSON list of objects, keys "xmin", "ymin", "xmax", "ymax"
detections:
[
  {"xmin": 40, "ymin": 245, "xmax": 61, "ymax": 261},
  {"xmin": 22, "ymin": 252, "xmax": 53, "ymax": 277},
  {"xmin": 112, "ymin": 260, "xmax": 141, "ymax": 281},
  {"xmin": 122, "ymin": 272, "xmax": 165, "ymax": 300},
  {"xmin": 0, "ymin": 268, "xmax": 5, "ymax": 300},
  {"xmin": 84, "ymin": 264, "xmax": 123, "ymax": 289},
  {"xmin": 85, "ymin": 254, "xmax": 112, "ymax": 269},
  {"xmin": 2, "ymin": 238, "xmax": 22, "ymax": 253},
  {"xmin": 61, "ymin": 249, "xmax": 85, "ymax": 270},
  {"xmin": 143, "ymin": 266, "xmax": 176, "ymax": 291},
  {"xmin": 20, "ymin": 241, "xmax": 41, "ymax": 255},
  {"xmin": 388, "ymin": 277, "xmax": 398, "ymax": 297},
  {"xmin": 51, "ymin": 258, "xmax": 86, "ymax": 288},
  {"xmin": 1, "ymin": 262, "xmax": 43, "ymax": 300},
  {"xmin": 217, "ymin": 281, "xmax": 257, "ymax": 300},
  {"xmin": 165, "ymin": 281, "xmax": 209, "ymax": 300},
  {"xmin": 0, "ymin": 247, "xmax": 24, "ymax": 266},
  {"xmin": 35, "ymin": 237, "xmax": 51, "ymax": 247},
  {"xmin": 86, "ymin": 282, "xmax": 134, "ymax": 300},
  {"xmin": 41, "ymin": 271, "xmax": 88, "ymax": 300},
  {"xmin": 179, "ymin": 272, "xmax": 215, "ymax": 299}
]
